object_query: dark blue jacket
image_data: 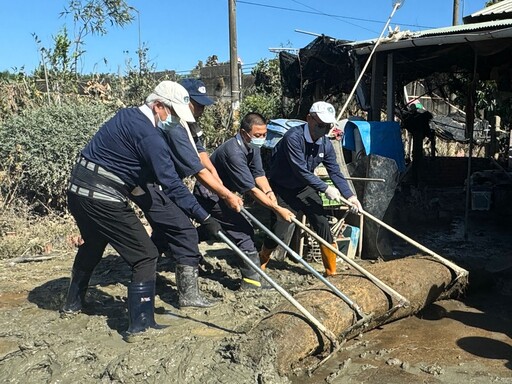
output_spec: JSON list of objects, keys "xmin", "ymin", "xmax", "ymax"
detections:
[
  {"xmin": 81, "ymin": 107, "xmax": 208, "ymax": 222},
  {"xmin": 268, "ymin": 124, "xmax": 353, "ymax": 198}
]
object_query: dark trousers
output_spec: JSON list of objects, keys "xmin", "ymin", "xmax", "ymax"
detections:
[
  {"xmin": 67, "ymin": 192, "xmax": 159, "ymax": 283},
  {"xmin": 131, "ymin": 184, "xmax": 201, "ymax": 267},
  {"xmin": 263, "ymin": 184, "xmax": 333, "ymax": 249},
  {"xmin": 195, "ymin": 193, "xmax": 257, "ymax": 254}
]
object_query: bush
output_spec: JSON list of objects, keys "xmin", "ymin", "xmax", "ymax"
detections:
[
  {"xmin": 199, "ymin": 100, "xmax": 236, "ymax": 149},
  {"xmin": 240, "ymin": 93, "xmax": 281, "ymax": 121},
  {"xmin": 0, "ymin": 204, "xmax": 79, "ymax": 259},
  {"xmin": 0, "ymin": 101, "xmax": 115, "ymax": 211}
]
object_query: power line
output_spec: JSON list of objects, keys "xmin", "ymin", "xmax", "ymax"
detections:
[
  {"xmin": 290, "ymin": 0, "xmax": 379, "ymax": 34},
  {"xmin": 237, "ymin": 1, "xmax": 435, "ymax": 31}
]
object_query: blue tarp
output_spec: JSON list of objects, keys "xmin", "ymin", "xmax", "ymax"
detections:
[
  {"xmin": 263, "ymin": 119, "xmax": 306, "ymax": 149},
  {"xmin": 342, "ymin": 121, "xmax": 406, "ymax": 172}
]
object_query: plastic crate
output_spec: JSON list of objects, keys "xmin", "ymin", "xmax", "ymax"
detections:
[{"xmin": 319, "ymin": 179, "xmax": 342, "ymax": 207}]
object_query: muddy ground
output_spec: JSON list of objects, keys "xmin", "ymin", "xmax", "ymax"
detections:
[{"xmin": 0, "ymin": 190, "xmax": 511, "ymax": 383}]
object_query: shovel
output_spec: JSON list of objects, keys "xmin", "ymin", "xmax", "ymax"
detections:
[
  {"xmin": 216, "ymin": 231, "xmax": 340, "ymax": 351},
  {"xmin": 240, "ymin": 207, "xmax": 372, "ymax": 330}
]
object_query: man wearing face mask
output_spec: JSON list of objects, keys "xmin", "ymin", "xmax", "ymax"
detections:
[
  {"xmin": 260, "ymin": 101, "xmax": 362, "ymax": 277},
  {"xmin": 194, "ymin": 112, "xmax": 294, "ymax": 290},
  {"xmin": 62, "ymin": 80, "xmax": 223, "ymax": 342},
  {"xmin": 130, "ymin": 81, "xmax": 242, "ymax": 310},
  {"xmin": 178, "ymin": 78, "xmax": 223, "ymax": 185}
]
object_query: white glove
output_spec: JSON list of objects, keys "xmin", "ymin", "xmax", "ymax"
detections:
[
  {"xmin": 324, "ymin": 186, "xmax": 342, "ymax": 202},
  {"xmin": 347, "ymin": 195, "xmax": 362, "ymax": 214}
]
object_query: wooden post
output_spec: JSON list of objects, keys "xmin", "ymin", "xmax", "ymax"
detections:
[
  {"xmin": 228, "ymin": 0, "xmax": 240, "ymax": 130},
  {"xmin": 453, "ymin": 0, "xmax": 460, "ymax": 26}
]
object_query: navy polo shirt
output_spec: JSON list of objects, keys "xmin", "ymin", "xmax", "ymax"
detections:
[
  {"xmin": 81, "ymin": 106, "xmax": 208, "ymax": 222},
  {"xmin": 160, "ymin": 123, "xmax": 205, "ymax": 179},
  {"xmin": 194, "ymin": 136, "xmax": 207, "ymax": 154},
  {"xmin": 209, "ymin": 133, "xmax": 265, "ymax": 194},
  {"xmin": 268, "ymin": 124, "xmax": 353, "ymax": 198}
]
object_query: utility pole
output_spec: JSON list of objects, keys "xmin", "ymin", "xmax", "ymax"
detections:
[
  {"xmin": 228, "ymin": 0, "xmax": 240, "ymax": 130},
  {"xmin": 453, "ymin": 0, "xmax": 460, "ymax": 26},
  {"xmin": 450, "ymin": 0, "xmax": 460, "ymax": 115}
]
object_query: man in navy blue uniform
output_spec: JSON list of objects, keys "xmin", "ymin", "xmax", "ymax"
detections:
[
  {"xmin": 132, "ymin": 80, "xmax": 242, "ymax": 309},
  {"xmin": 62, "ymin": 81, "xmax": 223, "ymax": 341},
  {"xmin": 194, "ymin": 112, "xmax": 294, "ymax": 290},
  {"xmin": 260, "ymin": 101, "xmax": 362, "ymax": 276}
]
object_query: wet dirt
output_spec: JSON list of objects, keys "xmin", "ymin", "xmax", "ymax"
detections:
[{"xmin": 0, "ymin": 205, "xmax": 511, "ymax": 383}]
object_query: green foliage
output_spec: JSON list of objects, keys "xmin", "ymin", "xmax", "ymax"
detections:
[
  {"xmin": 120, "ymin": 42, "xmax": 161, "ymax": 107},
  {"xmin": 63, "ymin": 0, "xmax": 134, "ymax": 74},
  {"xmin": 240, "ymin": 93, "xmax": 280, "ymax": 122},
  {"xmin": 199, "ymin": 101, "xmax": 235, "ymax": 149},
  {"xmin": 240, "ymin": 57, "xmax": 285, "ymax": 120},
  {"xmin": 0, "ymin": 101, "xmax": 115, "ymax": 211}
]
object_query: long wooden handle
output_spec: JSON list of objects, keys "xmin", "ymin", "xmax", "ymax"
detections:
[{"xmin": 340, "ymin": 197, "xmax": 469, "ymax": 278}]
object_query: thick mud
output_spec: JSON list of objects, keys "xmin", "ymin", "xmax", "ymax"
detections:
[{"xmin": 0, "ymin": 207, "xmax": 511, "ymax": 383}]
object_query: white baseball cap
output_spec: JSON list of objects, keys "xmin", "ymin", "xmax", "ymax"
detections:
[
  {"xmin": 309, "ymin": 101, "xmax": 337, "ymax": 124},
  {"xmin": 147, "ymin": 81, "xmax": 196, "ymax": 123}
]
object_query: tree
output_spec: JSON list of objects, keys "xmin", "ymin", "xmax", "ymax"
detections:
[
  {"xmin": 240, "ymin": 57, "xmax": 285, "ymax": 120},
  {"xmin": 62, "ymin": 0, "xmax": 134, "ymax": 74}
]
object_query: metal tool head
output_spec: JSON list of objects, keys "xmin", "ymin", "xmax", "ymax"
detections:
[{"xmin": 393, "ymin": 0, "xmax": 405, "ymax": 9}]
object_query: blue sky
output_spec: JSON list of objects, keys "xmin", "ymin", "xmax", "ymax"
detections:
[{"xmin": 1, "ymin": 0, "xmax": 486, "ymax": 75}]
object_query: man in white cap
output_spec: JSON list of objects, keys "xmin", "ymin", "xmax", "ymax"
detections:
[
  {"xmin": 133, "ymin": 80, "xmax": 242, "ymax": 308},
  {"xmin": 62, "ymin": 80, "xmax": 222, "ymax": 342},
  {"xmin": 259, "ymin": 101, "xmax": 362, "ymax": 276}
]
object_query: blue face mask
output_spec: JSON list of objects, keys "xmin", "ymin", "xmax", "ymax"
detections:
[
  {"xmin": 248, "ymin": 137, "xmax": 265, "ymax": 149},
  {"xmin": 158, "ymin": 108, "xmax": 180, "ymax": 130}
]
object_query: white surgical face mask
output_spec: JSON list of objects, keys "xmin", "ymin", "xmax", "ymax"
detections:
[{"xmin": 248, "ymin": 137, "xmax": 265, "ymax": 149}]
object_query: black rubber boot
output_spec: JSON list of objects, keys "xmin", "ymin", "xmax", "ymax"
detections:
[
  {"xmin": 239, "ymin": 251, "xmax": 269, "ymax": 290},
  {"xmin": 124, "ymin": 280, "xmax": 167, "ymax": 342},
  {"xmin": 176, "ymin": 264, "xmax": 219, "ymax": 309},
  {"xmin": 60, "ymin": 269, "xmax": 92, "ymax": 316}
]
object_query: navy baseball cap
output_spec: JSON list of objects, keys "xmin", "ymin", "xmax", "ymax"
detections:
[{"xmin": 179, "ymin": 78, "xmax": 214, "ymax": 106}]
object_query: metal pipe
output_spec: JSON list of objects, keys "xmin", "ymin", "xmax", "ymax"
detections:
[
  {"xmin": 339, "ymin": 197, "xmax": 469, "ymax": 279},
  {"xmin": 345, "ymin": 177, "xmax": 385, "ymax": 182},
  {"xmin": 336, "ymin": 0, "xmax": 405, "ymax": 120},
  {"xmin": 291, "ymin": 216, "xmax": 410, "ymax": 308},
  {"xmin": 217, "ymin": 231, "xmax": 339, "ymax": 349},
  {"xmin": 240, "ymin": 208, "xmax": 368, "ymax": 320}
]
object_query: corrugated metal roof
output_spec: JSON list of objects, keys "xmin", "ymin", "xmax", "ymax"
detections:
[
  {"xmin": 417, "ymin": 18, "xmax": 512, "ymax": 37},
  {"xmin": 467, "ymin": 0, "xmax": 512, "ymax": 19},
  {"xmin": 345, "ymin": 19, "xmax": 512, "ymax": 49}
]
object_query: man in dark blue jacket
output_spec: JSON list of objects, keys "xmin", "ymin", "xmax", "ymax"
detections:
[
  {"xmin": 261, "ymin": 101, "xmax": 362, "ymax": 276},
  {"xmin": 130, "ymin": 80, "xmax": 241, "ymax": 310},
  {"xmin": 62, "ymin": 81, "xmax": 222, "ymax": 342},
  {"xmin": 194, "ymin": 112, "xmax": 294, "ymax": 289}
]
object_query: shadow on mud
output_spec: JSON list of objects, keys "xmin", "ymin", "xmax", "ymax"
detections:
[
  {"xmin": 27, "ymin": 275, "xmax": 129, "ymax": 334},
  {"xmin": 27, "ymin": 254, "xmax": 146, "ymax": 335},
  {"xmin": 457, "ymin": 337, "xmax": 512, "ymax": 370},
  {"xmin": 417, "ymin": 287, "xmax": 512, "ymax": 370}
]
